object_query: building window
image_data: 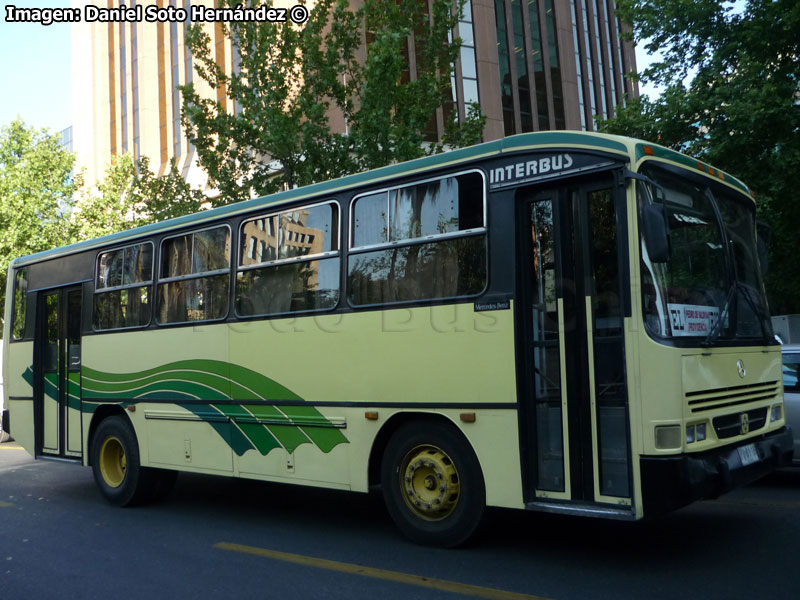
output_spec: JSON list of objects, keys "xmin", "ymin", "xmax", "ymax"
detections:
[
  {"xmin": 600, "ymin": 0, "xmax": 617, "ymax": 113},
  {"xmin": 131, "ymin": 1, "xmax": 140, "ymax": 163},
  {"xmin": 158, "ymin": 226, "xmax": 231, "ymax": 324},
  {"xmin": 528, "ymin": 0, "xmax": 549, "ymax": 130},
  {"xmin": 120, "ymin": 21, "xmax": 128, "ymax": 151},
  {"xmin": 496, "ymin": 0, "xmax": 566, "ymax": 132},
  {"xmin": 545, "ymin": 0, "xmax": 566, "ymax": 128},
  {"xmin": 170, "ymin": 0, "xmax": 181, "ymax": 157},
  {"xmin": 580, "ymin": 0, "xmax": 598, "ymax": 119},
  {"xmin": 495, "ymin": 0, "xmax": 515, "ymax": 135},
  {"xmin": 459, "ymin": 0, "xmax": 479, "ymax": 106},
  {"xmin": 94, "ymin": 242, "xmax": 153, "ymax": 330},
  {"xmin": 348, "ymin": 171, "xmax": 487, "ymax": 306},
  {"xmin": 592, "ymin": 0, "xmax": 608, "ymax": 119},
  {"xmin": 511, "ymin": 0, "xmax": 533, "ymax": 132}
]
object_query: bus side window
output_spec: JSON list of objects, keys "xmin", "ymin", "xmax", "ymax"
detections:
[
  {"xmin": 236, "ymin": 202, "xmax": 340, "ymax": 317},
  {"xmin": 347, "ymin": 171, "xmax": 487, "ymax": 306},
  {"xmin": 94, "ymin": 243, "xmax": 153, "ymax": 330},
  {"xmin": 12, "ymin": 268, "xmax": 28, "ymax": 340},
  {"xmin": 157, "ymin": 226, "xmax": 231, "ymax": 324}
]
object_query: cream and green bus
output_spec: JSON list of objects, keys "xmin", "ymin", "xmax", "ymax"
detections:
[{"xmin": 2, "ymin": 132, "xmax": 793, "ymax": 546}]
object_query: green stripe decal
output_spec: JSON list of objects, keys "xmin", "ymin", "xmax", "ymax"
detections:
[
  {"xmin": 24, "ymin": 360, "xmax": 348, "ymax": 457},
  {"xmin": 68, "ymin": 372, "xmax": 81, "ymax": 411},
  {"xmin": 280, "ymin": 406, "xmax": 349, "ymax": 453}
]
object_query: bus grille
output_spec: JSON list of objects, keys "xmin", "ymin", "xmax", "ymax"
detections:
[
  {"xmin": 685, "ymin": 380, "xmax": 779, "ymax": 413},
  {"xmin": 712, "ymin": 408, "xmax": 769, "ymax": 439}
]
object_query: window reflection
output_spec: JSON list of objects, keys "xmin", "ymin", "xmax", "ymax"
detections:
[
  {"xmin": 349, "ymin": 172, "xmax": 486, "ymax": 306},
  {"xmin": 237, "ymin": 202, "xmax": 340, "ymax": 317},
  {"xmin": 158, "ymin": 226, "xmax": 231, "ymax": 324},
  {"xmin": 348, "ymin": 237, "xmax": 486, "ymax": 305},
  {"xmin": 529, "ymin": 198, "xmax": 564, "ymax": 492},
  {"xmin": 95, "ymin": 242, "xmax": 153, "ymax": 330},
  {"xmin": 12, "ymin": 268, "xmax": 28, "ymax": 340}
]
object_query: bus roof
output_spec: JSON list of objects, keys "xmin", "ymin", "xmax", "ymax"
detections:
[{"xmin": 11, "ymin": 131, "xmax": 750, "ymax": 268}]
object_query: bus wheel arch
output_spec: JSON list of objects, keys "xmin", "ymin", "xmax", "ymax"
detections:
[
  {"xmin": 88, "ymin": 408, "xmax": 177, "ymax": 506},
  {"xmin": 87, "ymin": 405, "xmax": 130, "ymax": 467},
  {"xmin": 375, "ymin": 414, "xmax": 486, "ymax": 547}
]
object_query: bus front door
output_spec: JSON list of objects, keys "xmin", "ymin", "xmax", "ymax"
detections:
[
  {"xmin": 34, "ymin": 286, "xmax": 83, "ymax": 460},
  {"xmin": 519, "ymin": 176, "xmax": 632, "ymax": 510}
]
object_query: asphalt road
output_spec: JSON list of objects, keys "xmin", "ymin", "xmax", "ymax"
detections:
[{"xmin": 2, "ymin": 439, "xmax": 799, "ymax": 600}]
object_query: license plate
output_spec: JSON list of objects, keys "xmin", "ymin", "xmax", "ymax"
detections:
[{"xmin": 738, "ymin": 443, "xmax": 759, "ymax": 466}]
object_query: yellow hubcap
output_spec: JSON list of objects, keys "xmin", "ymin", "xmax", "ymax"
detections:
[
  {"xmin": 400, "ymin": 445, "xmax": 460, "ymax": 521},
  {"xmin": 99, "ymin": 436, "xmax": 126, "ymax": 488}
]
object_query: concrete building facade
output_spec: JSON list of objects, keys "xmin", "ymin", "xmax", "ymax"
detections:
[{"xmin": 71, "ymin": 0, "xmax": 637, "ymax": 192}]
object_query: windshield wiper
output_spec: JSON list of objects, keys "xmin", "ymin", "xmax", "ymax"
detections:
[
  {"xmin": 702, "ymin": 282, "xmax": 736, "ymax": 347},
  {"xmin": 700, "ymin": 187, "xmax": 737, "ymax": 347},
  {"xmin": 736, "ymin": 282, "xmax": 773, "ymax": 344}
]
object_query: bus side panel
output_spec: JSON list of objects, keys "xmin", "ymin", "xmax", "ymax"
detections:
[
  {"xmin": 81, "ymin": 325, "xmax": 234, "ymax": 474},
  {"xmin": 228, "ymin": 304, "xmax": 523, "ymax": 508},
  {"xmin": 79, "ymin": 303, "xmax": 524, "ymax": 509},
  {"xmin": 5, "ymin": 341, "xmax": 34, "ymax": 455}
]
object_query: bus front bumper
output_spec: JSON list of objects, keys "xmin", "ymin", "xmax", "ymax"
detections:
[{"xmin": 640, "ymin": 427, "xmax": 794, "ymax": 518}]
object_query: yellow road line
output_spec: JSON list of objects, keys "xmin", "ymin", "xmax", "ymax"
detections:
[
  {"xmin": 215, "ymin": 542, "xmax": 551, "ymax": 600},
  {"xmin": 0, "ymin": 501, "xmax": 12, "ymax": 507},
  {"xmin": 0, "ymin": 445, "xmax": 24, "ymax": 451}
]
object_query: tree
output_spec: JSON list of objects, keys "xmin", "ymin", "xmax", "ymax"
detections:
[
  {"xmin": 0, "ymin": 119, "xmax": 76, "ymax": 331},
  {"xmin": 598, "ymin": 0, "xmax": 800, "ymax": 313},
  {"xmin": 181, "ymin": 0, "xmax": 484, "ymax": 202},
  {"xmin": 71, "ymin": 153, "xmax": 138, "ymax": 241},
  {"xmin": 130, "ymin": 156, "xmax": 207, "ymax": 224},
  {"xmin": 0, "ymin": 121, "xmax": 208, "ymax": 335},
  {"xmin": 351, "ymin": 0, "xmax": 483, "ymax": 170},
  {"xmin": 72, "ymin": 154, "xmax": 207, "ymax": 240}
]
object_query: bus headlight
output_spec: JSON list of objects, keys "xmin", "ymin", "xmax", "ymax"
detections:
[
  {"xmin": 686, "ymin": 423, "xmax": 707, "ymax": 444},
  {"xmin": 771, "ymin": 405, "xmax": 782, "ymax": 422},
  {"xmin": 696, "ymin": 423, "xmax": 706, "ymax": 441},
  {"xmin": 655, "ymin": 425, "xmax": 681, "ymax": 450}
]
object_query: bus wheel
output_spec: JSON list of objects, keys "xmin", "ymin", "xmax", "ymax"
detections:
[
  {"xmin": 381, "ymin": 421, "xmax": 485, "ymax": 547},
  {"xmin": 90, "ymin": 416, "xmax": 150, "ymax": 507}
]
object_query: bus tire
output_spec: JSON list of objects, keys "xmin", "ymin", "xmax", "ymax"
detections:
[
  {"xmin": 90, "ymin": 416, "xmax": 152, "ymax": 507},
  {"xmin": 381, "ymin": 421, "xmax": 485, "ymax": 547}
]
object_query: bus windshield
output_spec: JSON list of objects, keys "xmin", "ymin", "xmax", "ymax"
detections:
[{"xmin": 638, "ymin": 164, "xmax": 772, "ymax": 344}]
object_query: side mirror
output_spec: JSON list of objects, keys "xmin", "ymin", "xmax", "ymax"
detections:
[
  {"xmin": 756, "ymin": 220, "xmax": 771, "ymax": 276},
  {"xmin": 643, "ymin": 204, "xmax": 670, "ymax": 263}
]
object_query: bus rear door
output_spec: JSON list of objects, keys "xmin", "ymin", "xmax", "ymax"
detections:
[{"xmin": 34, "ymin": 286, "xmax": 83, "ymax": 460}]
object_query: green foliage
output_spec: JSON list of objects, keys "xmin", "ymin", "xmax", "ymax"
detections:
[
  {"xmin": 0, "ymin": 119, "xmax": 206, "ymax": 335},
  {"xmin": 72, "ymin": 154, "xmax": 137, "ymax": 241},
  {"xmin": 182, "ymin": 0, "xmax": 360, "ymax": 201},
  {"xmin": 599, "ymin": 0, "xmax": 800, "ymax": 313},
  {"xmin": 74, "ymin": 154, "xmax": 207, "ymax": 241},
  {"xmin": 181, "ymin": 0, "xmax": 485, "ymax": 201},
  {"xmin": 131, "ymin": 156, "xmax": 207, "ymax": 224},
  {"xmin": 0, "ymin": 119, "xmax": 76, "ymax": 331}
]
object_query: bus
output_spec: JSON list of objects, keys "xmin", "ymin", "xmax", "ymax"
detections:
[{"xmin": 2, "ymin": 132, "xmax": 793, "ymax": 546}]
